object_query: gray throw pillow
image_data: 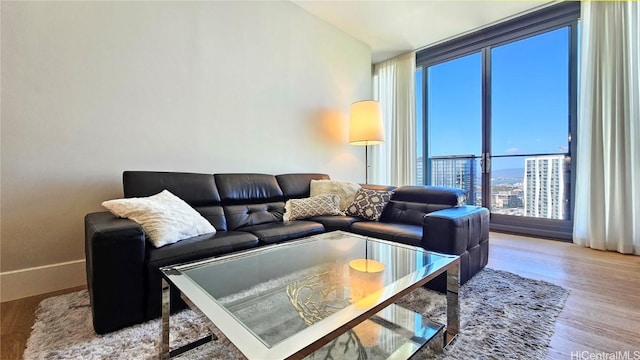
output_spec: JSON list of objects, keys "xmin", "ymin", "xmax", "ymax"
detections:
[{"xmin": 345, "ymin": 188, "xmax": 393, "ymax": 221}]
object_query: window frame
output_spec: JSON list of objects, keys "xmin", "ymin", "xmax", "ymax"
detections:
[{"xmin": 416, "ymin": 1, "xmax": 580, "ymax": 240}]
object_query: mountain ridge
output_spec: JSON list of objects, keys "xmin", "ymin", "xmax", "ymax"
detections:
[{"xmin": 491, "ymin": 168, "xmax": 524, "ymax": 178}]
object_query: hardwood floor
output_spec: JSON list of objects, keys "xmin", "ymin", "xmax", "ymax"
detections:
[
  {"xmin": 488, "ymin": 233, "xmax": 640, "ymax": 359},
  {"xmin": 1, "ymin": 285, "xmax": 86, "ymax": 360},
  {"xmin": 1, "ymin": 233, "xmax": 639, "ymax": 359}
]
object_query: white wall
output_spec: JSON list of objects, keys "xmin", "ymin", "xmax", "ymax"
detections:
[{"xmin": 0, "ymin": 1, "xmax": 372, "ymax": 301}]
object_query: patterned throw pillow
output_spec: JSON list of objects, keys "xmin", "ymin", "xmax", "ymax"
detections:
[
  {"xmin": 283, "ymin": 194, "xmax": 344, "ymax": 221},
  {"xmin": 345, "ymin": 188, "xmax": 394, "ymax": 221}
]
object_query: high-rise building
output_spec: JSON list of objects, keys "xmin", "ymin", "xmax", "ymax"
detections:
[
  {"xmin": 416, "ymin": 156, "xmax": 424, "ymax": 185},
  {"xmin": 430, "ymin": 155, "xmax": 476, "ymax": 205},
  {"xmin": 523, "ymin": 155, "xmax": 565, "ymax": 219}
]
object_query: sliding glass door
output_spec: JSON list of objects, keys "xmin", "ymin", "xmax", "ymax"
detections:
[
  {"xmin": 418, "ymin": 53, "xmax": 483, "ymax": 206},
  {"xmin": 489, "ymin": 28, "xmax": 571, "ymax": 220},
  {"xmin": 415, "ymin": 2, "xmax": 579, "ymax": 239}
]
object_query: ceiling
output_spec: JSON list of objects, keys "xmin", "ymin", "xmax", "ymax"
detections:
[{"xmin": 291, "ymin": 0, "xmax": 556, "ymax": 64}]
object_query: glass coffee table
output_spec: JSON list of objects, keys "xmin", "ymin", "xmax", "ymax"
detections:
[{"xmin": 160, "ymin": 231, "xmax": 460, "ymax": 359}]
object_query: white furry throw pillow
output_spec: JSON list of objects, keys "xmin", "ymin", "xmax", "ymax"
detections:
[
  {"xmin": 102, "ymin": 190, "xmax": 216, "ymax": 248},
  {"xmin": 310, "ymin": 179, "xmax": 361, "ymax": 211}
]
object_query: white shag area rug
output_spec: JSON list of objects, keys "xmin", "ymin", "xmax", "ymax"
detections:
[{"xmin": 23, "ymin": 268, "xmax": 569, "ymax": 359}]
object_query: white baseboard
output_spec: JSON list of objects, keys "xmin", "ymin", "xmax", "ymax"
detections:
[{"xmin": 0, "ymin": 259, "xmax": 87, "ymax": 302}]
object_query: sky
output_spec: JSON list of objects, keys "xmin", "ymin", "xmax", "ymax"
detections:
[{"xmin": 416, "ymin": 27, "xmax": 570, "ymax": 172}]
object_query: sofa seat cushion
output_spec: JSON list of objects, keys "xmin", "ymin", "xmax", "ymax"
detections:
[
  {"xmin": 309, "ymin": 215, "xmax": 361, "ymax": 232},
  {"xmin": 144, "ymin": 230, "xmax": 260, "ymax": 319},
  {"xmin": 239, "ymin": 221, "xmax": 324, "ymax": 245},
  {"xmin": 349, "ymin": 222, "xmax": 422, "ymax": 248},
  {"xmin": 146, "ymin": 230, "xmax": 259, "ymax": 265}
]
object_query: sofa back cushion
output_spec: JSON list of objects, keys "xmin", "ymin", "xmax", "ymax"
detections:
[
  {"xmin": 123, "ymin": 171, "xmax": 220, "ymax": 206},
  {"xmin": 380, "ymin": 186, "xmax": 467, "ymax": 226},
  {"xmin": 362, "ymin": 184, "xmax": 397, "ymax": 192},
  {"xmin": 224, "ymin": 202, "xmax": 285, "ymax": 230},
  {"xmin": 195, "ymin": 206, "xmax": 228, "ymax": 231},
  {"xmin": 214, "ymin": 174, "xmax": 287, "ymax": 230},
  {"xmin": 215, "ymin": 174, "xmax": 283, "ymax": 204},
  {"xmin": 380, "ymin": 201, "xmax": 451, "ymax": 226},
  {"xmin": 122, "ymin": 171, "xmax": 228, "ymax": 231},
  {"xmin": 392, "ymin": 186, "xmax": 466, "ymax": 206},
  {"xmin": 276, "ymin": 173, "xmax": 330, "ymax": 199}
]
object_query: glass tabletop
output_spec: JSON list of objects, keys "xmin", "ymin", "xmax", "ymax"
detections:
[{"xmin": 161, "ymin": 231, "xmax": 457, "ymax": 359}]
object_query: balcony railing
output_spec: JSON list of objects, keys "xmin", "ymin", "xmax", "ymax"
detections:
[{"xmin": 419, "ymin": 152, "xmax": 571, "ymax": 220}]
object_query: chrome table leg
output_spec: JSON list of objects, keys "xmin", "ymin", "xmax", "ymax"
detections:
[
  {"xmin": 445, "ymin": 259, "xmax": 460, "ymax": 347},
  {"xmin": 160, "ymin": 278, "xmax": 170, "ymax": 360}
]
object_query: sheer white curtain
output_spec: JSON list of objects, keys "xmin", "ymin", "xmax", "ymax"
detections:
[
  {"xmin": 573, "ymin": 1, "xmax": 640, "ymax": 254},
  {"xmin": 370, "ymin": 52, "xmax": 417, "ymax": 186}
]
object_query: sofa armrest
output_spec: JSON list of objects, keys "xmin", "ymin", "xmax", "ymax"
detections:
[
  {"xmin": 85, "ymin": 211, "xmax": 146, "ymax": 334},
  {"xmin": 423, "ymin": 206, "xmax": 490, "ymax": 255}
]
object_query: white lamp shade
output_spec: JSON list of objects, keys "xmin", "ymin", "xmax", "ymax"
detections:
[{"xmin": 349, "ymin": 100, "xmax": 384, "ymax": 146}]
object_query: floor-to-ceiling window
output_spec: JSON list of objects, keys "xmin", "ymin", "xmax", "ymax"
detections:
[{"xmin": 416, "ymin": 2, "xmax": 580, "ymax": 240}]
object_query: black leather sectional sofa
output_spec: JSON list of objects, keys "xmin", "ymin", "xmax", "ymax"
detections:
[{"xmin": 84, "ymin": 171, "xmax": 489, "ymax": 334}]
